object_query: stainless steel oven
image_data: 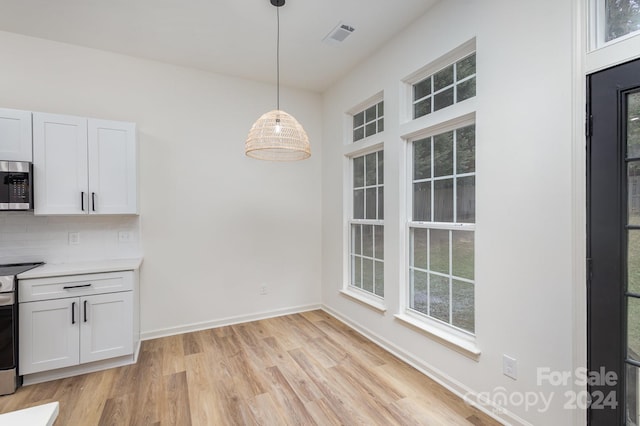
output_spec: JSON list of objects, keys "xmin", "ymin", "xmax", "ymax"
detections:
[{"xmin": 0, "ymin": 263, "xmax": 42, "ymax": 395}]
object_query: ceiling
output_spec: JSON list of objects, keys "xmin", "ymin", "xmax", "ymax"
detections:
[{"xmin": 0, "ymin": 0, "xmax": 439, "ymax": 92}]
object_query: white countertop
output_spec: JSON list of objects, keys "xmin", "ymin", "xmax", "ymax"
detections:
[
  {"xmin": 17, "ymin": 258, "xmax": 143, "ymax": 279},
  {"xmin": 0, "ymin": 401, "xmax": 59, "ymax": 426}
]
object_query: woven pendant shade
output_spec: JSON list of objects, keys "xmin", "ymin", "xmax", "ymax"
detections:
[{"xmin": 245, "ymin": 109, "xmax": 311, "ymax": 161}]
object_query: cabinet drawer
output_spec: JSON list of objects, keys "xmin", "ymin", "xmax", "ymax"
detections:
[{"xmin": 19, "ymin": 271, "xmax": 133, "ymax": 302}]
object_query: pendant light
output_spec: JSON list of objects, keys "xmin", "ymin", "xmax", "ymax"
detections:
[{"xmin": 245, "ymin": 0, "xmax": 311, "ymax": 161}]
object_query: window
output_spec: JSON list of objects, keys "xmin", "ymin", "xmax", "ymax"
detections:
[
  {"xmin": 412, "ymin": 53, "xmax": 476, "ymax": 120},
  {"xmin": 604, "ymin": 0, "xmax": 640, "ymax": 42},
  {"xmin": 349, "ymin": 150, "xmax": 384, "ymax": 297},
  {"xmin": 353, "ymin": 102, "xmax": 384, "ymax": 142},
  {"xmin": 408, "ymin": 124, "xmax": 475, "ymax": 334}
]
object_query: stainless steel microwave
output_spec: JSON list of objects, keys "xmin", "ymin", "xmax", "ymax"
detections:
[{"xmin": 0, "ymin": 161, "xmax": 33, "ymax": 210}]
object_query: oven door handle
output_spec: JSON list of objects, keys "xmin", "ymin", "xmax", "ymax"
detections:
[{"xmin": 0, "ymin": 293, "xmax": 14, "ymax": 306}]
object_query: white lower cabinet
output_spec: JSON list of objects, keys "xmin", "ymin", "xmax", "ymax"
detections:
[{"xmin": 19, "ymin": 271, "xmax": 135, "ymax": 376}]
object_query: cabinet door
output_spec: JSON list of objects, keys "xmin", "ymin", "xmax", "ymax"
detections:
[
  {"xmin": 88, "ymin": 119, "xmax": 137, "ymax": 214},
  {"xmin": 33, "ymin": 113, "xmax": 88, "ymax": 215},
  {"xmin": 80, "ymin": 292, "xmax": 133, "ymax": 364},
  {"xmin": 0, "ymin": 108, "xmax": 32, "ymax": 161},
  {"xmin": 19, "ymin": 298, "xmax": 79, "ymax": 375}
]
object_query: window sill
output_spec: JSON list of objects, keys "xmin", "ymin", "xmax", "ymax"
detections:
[
  {"xmin": 394, "ymin": 313, "xmax": 481, "ymax": 361},
  {"xmin": 339, "ymin": 289, "xmax": 387, "ymax": 313}
]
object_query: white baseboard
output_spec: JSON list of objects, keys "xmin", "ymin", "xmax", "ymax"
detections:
[
  {"xmin": 321, "ymin": 305, "xmax": 531, "ymax": 426},
  {"xmin": 140, "ymin": 303, "xmax": 322, "ymax": 340}
]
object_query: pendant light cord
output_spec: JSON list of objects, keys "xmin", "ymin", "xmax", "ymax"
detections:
[{"xmin": 276, "ymin": 6, "xmax": 280, "ymax": 111}]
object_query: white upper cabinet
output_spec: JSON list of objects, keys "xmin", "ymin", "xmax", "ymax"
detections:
[
  {"xmin": 33, "ymin": 113, "xmax": 88, "ymax": 215},
  {"xmin": 88, "ymin": 119, "xmax": 137, "ymax": 215},
  {"xmin": 33, "ymin": 113, "xmax": 137, "ymax": 215},
  {"xmin": 0, "ymin": 108, "xmax": 32, "ymax": 161}
]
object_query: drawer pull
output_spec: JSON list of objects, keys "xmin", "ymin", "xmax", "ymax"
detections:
[{"xmin": 63, "ymin": 284, "xmax": 92, "ymax": 290}]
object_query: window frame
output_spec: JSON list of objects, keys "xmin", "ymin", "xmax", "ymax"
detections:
[
  {"xmin": 590, "ymin": 0, "xmax": 640, "ymax": 50},
  {"xmin": 346, "ymin": 92, "xmax": 385, "ymax": 144},
  {"xmin": 405, "ymin": 115, "xmax": 476, "ymax": 337},
  {"xmin": 343, "ymin": 144, "xmax": 385, "ymax": 310}
]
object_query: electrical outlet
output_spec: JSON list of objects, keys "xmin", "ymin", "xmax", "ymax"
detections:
[
  {"xmin": 118, "ymin": 231, "xmax": 132, "ymax": 243},
  {"xmin": 503, "ymin": 354, "xmax": 518, "ymax": 380},
  {"xmin": 260, "ymin": 284, "xmax": 268, "ymax": 295},
  {"xmin": 68, "ymin": 232, "xmax": 80, "ymax": 245}
]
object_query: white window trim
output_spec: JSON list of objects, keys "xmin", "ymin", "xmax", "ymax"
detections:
[
  {"xmin": 342, "ymin": 142, "xmax": 386, "ymax": 311},
  {"xmin": 398, "ymin": 113, "xmax": 478, "ymax": 354}
]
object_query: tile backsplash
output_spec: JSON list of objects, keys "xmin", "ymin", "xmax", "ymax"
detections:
[{"xmin": 0, "ymin": 212, "xmax": 141, "ymax": 264}]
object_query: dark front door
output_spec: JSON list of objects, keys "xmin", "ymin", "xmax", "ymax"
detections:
[{"xmin": 588, "ymin": 58, "xmax": 640, "ymax": 425}]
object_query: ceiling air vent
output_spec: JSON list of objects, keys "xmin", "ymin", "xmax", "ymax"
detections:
[{"xmin": 323, "ymin": 22, "xmax": 355, "ymax": 45}]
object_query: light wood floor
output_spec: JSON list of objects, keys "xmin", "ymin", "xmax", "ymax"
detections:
[{"xmin": 0, "ymin": 310, "xmax": 500, "ymax": 425}]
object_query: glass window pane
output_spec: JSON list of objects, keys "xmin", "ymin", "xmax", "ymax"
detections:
[
  {"xmin": 628, "ymin": 296, "xmax": 640, "ymax": 361},
  {"xmin": 354, "ymin": 127, "xmax": 364, "ymax": 142},
  {"xmin": 626, "ymin": 364, "xmax": 640, "ymax": 425},
  {"xmin": 413, "ymin": 182, "xmax": 431, "ymax": 221},
  {"xmin": 354, "ymin": 112, "xmax": 365, "ymax": 128},
  {"xmin": 414, "ymin": 78, "xmax": 432, "ymax": 100},
  {"xmin": 606, "ymin": 0, "xmax": 640, "ymax": 42},
  {"xmin": 457, "ymin": 78, "xmax": 476, "ymax": 102},
  {"xmin": 434, "ymin": 88, "xmax": 454, "ymax": 111},
  {"xmin": 434, "ymin": 65, "xmax": 454, "ymax": 91},
  {"xmin": 452, "ymin": 231, "xmax": 474, "ymax": 280},
  {"xmin": 430, "ymin": 229, "xmax": 449, "ymax": 274},
  {"xmin": 362, "ymin": 225, "xmax": 373, "ymax": 257},
  {"xmin": 630, "ymin": 162, "xmax": 640, "ymax": 226},
  {"xmin": 374, "ymin": 225, "xmax": 384, "ymax": 260},
  {"xmin": 629, "ymin": 92, "xmax": 640, "ymax": 158},
  {"xmin": 365, "ymin": 153, "xmax": 377, "ymax": 186},
  {"xmin": 363, "ymin": 258, "xmax": 374, "ymax": 293},
  {"xmin": 378, "ymin": 118, "xmax": 384, "ymax": 133},
  {"xmin": 412, "ymin": 228, "xmax": 428, "ymax": 269},
  {"xmin": 365, "ymin": 105, "xmax": 377, "ymax": 122},
  {"xmin": 457, "ymin": 176, "xmax": 476, "ymax": 223},
  {"xmin": 457, "ymin": 125, "xmax": 476, "ymax": 174},
  {"xmin": 452, "ymin": 280, "xmax": 474, "ymax": 333},
  {"xmin": 365, "ymin": 122, "xmax": 377, "ymax": 137},
  {"xmin": 434, "ymin": 179, "xmax": 454, "ymax": 222},
  {"xmin": 375, "ymin": 261, "xmax": 384, "ymax": 297},
  {"xmin": 378, "ymin": 151, "xmax": 384, "ymax": 184},
  {"xmin": 429, "ymin": 274, "xmax": 450, "ymax": 323},
  {"xmin": 378, "ymin": 187, "xmax": 384, "ymax": 220},
  {"xmin": 352, "ymin": 224, "xmax": 362, "ymax": 255},
  {"xmin": 457, "ymin": 54, "xmax": 476, "ymax": 80},
  {"xmin": 377, "ymin": 101, "xmax": 384, "ymax": 117},
  {"xmin": 353, "ymin": 156, "xmax": 365, "ymax": 188},
  {"xmin": 414, "ymin": 98, "xmax": 432, "ymax": 119},
  {"xmin": 353, "ymin": 189, "xmax": 364, "ymax": 219},
  {"xmin": 434, "ymin": 131, "xmax": 454, "ymax": 177},
  {"xmin": 414, "ymin": 137, "xmax": 432, "ymax": 180},
  {"xmin": 411, "ymin": 270, "xmax": 428, "ymax": 314},
  {"xmin": 630, "ymin": 230, "xmax": 640, "ymax": 295},
  {"xmin": 365, "ymin": 188, "xmax": 377, "ymax": 219},
  {"xmin": 353, "ymin": 255, "xmax": 361, "ymax": 288}
]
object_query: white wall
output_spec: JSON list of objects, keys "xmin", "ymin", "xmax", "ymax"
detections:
[
  {"xmin": 0, "ymin": 30, "xmax": 323, "ymax": 336},
  {"xmin": 321, "ymin": 1, "xmax": 576, "ymax": 425}
]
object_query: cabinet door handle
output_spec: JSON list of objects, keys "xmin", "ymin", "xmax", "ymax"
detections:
[
  {"xmin": 63, "ymin": 284, "xmax": 92, "ymax": 290},
  {"xmin": 84, "ymin": 300, "xmax": 88, "ymax": 323},
  {"xmin": 72, "ymin": 301, "xmax": 76, "ymax": 324},
  {"xmin": 92, "ymin": 192, "xmax": 96, "ymax": 212},
  {"xmin": 81, "ymin": 192, "xmax": 85, "ymax": 211}
]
